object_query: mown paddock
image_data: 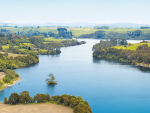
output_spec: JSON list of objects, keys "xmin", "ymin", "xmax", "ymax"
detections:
[{"xmin": 0, "ymin": 103, "xmax": 73, "ymax": 113}]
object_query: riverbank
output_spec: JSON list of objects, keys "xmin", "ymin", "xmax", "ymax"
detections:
[
  {"xmin": 0, "ymin": 103, "xmax": 73, "ymax": 113},
  {"xmin": 136, "ymin": 63, "xmax": 150, "ymax": 68},
  {"xmin": 0, "ymin": 77, "xmax": 21, "ymax": 91}
]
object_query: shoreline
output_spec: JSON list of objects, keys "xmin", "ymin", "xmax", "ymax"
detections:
[{"xmin": 0, "ymin": 77, "xmax": 21, "ymax": 92}]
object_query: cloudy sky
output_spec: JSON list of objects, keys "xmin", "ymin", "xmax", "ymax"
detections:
[{"xmin": 0, "ymin": 0, "xmax": 150, "ymax": 24}]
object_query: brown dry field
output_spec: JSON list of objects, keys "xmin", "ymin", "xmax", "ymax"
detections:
[
  {"xmin": 0, "ymin": 52, "xmax": 26, "ymax": 57},
  {"xmin": 0, "ymin": 103, "xmax": 73, "ymax": 113},
  {"xmin": 0, "ymin": 72, "xmax": 5, "ymax": 79}
]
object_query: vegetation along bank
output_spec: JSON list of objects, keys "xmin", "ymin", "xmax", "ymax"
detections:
[
  {"xmin": 93, "ymin": 39, "xmax": 150, "ymax": 68},
  {"xmin": 3, "ymin": 91, "xmax": 92, "ymax": 113}
]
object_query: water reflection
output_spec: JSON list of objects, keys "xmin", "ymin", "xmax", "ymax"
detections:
[
  {"xmin": 46, "ymin": 84, "xmax": 57, "ymax": 92},
  {"xmin": 93, "ymin": 57, "xmax": 150, "ymax": 73}
]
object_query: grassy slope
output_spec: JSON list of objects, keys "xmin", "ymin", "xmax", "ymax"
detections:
[{"xmin": 113, "ymin": 43, "xmax": 150, "ymax": 51}]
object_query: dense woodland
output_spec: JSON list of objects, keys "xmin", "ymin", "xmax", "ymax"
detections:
[
  {"xmin": 93, "ymin": 40, "xmax": 150, "ymax": 66},
  {"xmin": 4, "ymin": 91, "xmax": 92, "ymax": 113}
]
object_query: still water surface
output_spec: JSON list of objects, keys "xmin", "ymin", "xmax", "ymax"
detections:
[{"xmin": 1, "ymin": 39, "xmax": 150, "ymax": 113}]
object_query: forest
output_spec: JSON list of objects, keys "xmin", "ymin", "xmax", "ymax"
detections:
[{"xmin": 4, "ymin": 91, "xmax": 92, "ymax": 113}]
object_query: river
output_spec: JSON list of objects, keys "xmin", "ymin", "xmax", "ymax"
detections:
[{"xmin": 1, "ymin": 39, "xmax": 150, "ymax": 113}]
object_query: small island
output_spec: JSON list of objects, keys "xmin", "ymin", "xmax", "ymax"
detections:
[{"xmin": 45, "ymin": 73, "xmax": 57, "ymax": 84}]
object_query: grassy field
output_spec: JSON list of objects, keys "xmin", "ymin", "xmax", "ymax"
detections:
[
  {"xmin": 44, "ymin": 38, "xmax": 62, "ymax": 42},
  {"xmin": 2, "ymin": 27, "xmax": 58, "ymax": 34},
  {"xmin": 113, "ymin": 43, "xmax": 150, "ymax": 51},
  {"xmin": 0, "ymin": 103, "xmax": 73, "ymax": 113}
]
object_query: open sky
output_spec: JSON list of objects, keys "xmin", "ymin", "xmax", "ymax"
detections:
[{"xmin": 0, "ymin": 0, "xmax": 150, "ymax": 24}]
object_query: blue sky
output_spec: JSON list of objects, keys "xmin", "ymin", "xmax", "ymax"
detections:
[{"xmin": 0, "ymin": 0, "xmax": 150, "ymax": 24}]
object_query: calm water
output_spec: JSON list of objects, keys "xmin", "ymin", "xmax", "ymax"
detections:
[{"xmin": 1, "ymin": 39, "xmax": 150, "ymax": 113}]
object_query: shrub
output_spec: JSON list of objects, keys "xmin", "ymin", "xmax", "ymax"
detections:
[
  {"xmin": 3, "ymin": 77, "xmax": 10, "ymax": 83},
  {"xmin": 4, "ymin": 97, "xmax": 7, "ymax": 104}
]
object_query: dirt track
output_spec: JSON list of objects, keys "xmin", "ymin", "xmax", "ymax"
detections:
[{"xmin": 0, "ymin": 103, "xmax": 73, "ymax": 113}]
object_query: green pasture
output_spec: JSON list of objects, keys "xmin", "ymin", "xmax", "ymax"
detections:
[
  {"xmin": 2, "ymin": 26, "xmax": 150, "ymax": 37},
  {"xmin": 44, "ymin": 38, "xmax": 62, "ymax": 42},
  {"xmin": 2, "ymin": 46, "xmax": 9, "ymax": 49},
  {"xmin": 2, "ymin": 27, "xmax": 58, "ymax": 34},
  {"xmin": 113, "ymin": 43, "xmax": 150, "ymax": 51}
]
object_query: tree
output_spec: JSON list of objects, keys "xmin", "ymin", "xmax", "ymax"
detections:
[
  {"xmin": 20, "ymin": 91, "xmax": 32, "ymax": 103},
  {"xmin": 33, "ymin": 93, "xmax": 50, "ymax": 103},
  {"xmin": 0, "ymin": 79, "xmax": 4, "ymax": 87},
  {"xmin": 57, "ymin": 28, "xmax": 67, "ymax": 32},
  {"xmin": 45, "ymin": 73, "xmax": 56, "ymax": 84},
  {"xmin": 118, "ymin": 38, "xmax": 127, "ymax": 45},
  {"xmin": 8, "ymin": 92, "xmax": 20, "ymax": 104},
  {"xmin": 4, "ymin": 97, "xmax": 7, "ymax": 104},
  {"xmin": 0, "ymin": 45, "xmax": 2, "ymax": 50},
  {"xmin": 23, "ymin": 34, "xmax": 27, "ymax": 39}
]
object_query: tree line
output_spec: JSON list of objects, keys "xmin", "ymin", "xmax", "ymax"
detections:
[
  {"xmin": 0, "ymin": 27, "xmax": 73, "ymax": 39},
  {"xmin": 78, "ymin": 30, "xmax": 150, "ymax": 40},
  {"xmin": 4, "ymin": 91, "xmax": 92, "ymax": 113}
]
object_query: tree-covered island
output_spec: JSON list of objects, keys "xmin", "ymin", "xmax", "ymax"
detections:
[{"xmin": 45, "ymin": 73, "xmax": 57, "ymax": 84}]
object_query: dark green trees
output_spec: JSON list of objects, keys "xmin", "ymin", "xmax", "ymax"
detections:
[
  {"xmin": 20, "ymin": 91, "xmax": 32, "ymax": 103},
  {"xmin": 33, "ymin": 93, "xmax": 50, "ymax": 103},
  {"xmin": 4, "ymin": 97, "xmax": 7, "ymax": 104},
  {"xmin": 4, "ymin": 92, "xmax": 92, "ymax": 113},
  {"xmin": 8, "ymin": 92, "xmax": 20, "ymax": 104}
]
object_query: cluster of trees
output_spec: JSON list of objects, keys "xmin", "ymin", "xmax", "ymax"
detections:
[
  {"xmin": 0, "ymin": 33, "xmax": 85, "ymax": 55},
  {"xmin": 140, "ymin": 26, "xmax": 150, "ymax": 29},
  {"xmin": 27, "ymin": 36, "xmax": 85, "ymax": 55},
  {"xmin": 0, "ymin": 27, "xmax": 73, "ymax": 39},
  {"xmin": 92, "ymin": 38, "xmax": 127, "ymax": 54},
  {"xmin": 2, "ymin": 69, "xmax": 19, "ymax": 83},
  {"xmin": 93, "ymin": 44, "xmax": 150, "ymax": 66},
  {"xmin": 78, "ymin": 31, "xmax": 105, "ymax": 38},
  {"xmin": 78, "ymin": 30, "xmax": 150, "ymax": 40},
  {"xmin": 94, "ymin": 26, "xmax": 109, "ymax": 29},
  {"xmin": 0, "ymin": 52, "xmax": 39, "ymax": 70},
  {"xmin": 4, "ymin": 91, "xmax": 92, "ymax": 113},
  {"xmin": 57, "ymin": 28, "xmax": 72, "ymax": 39},
  {"xmin": 0, "ymin": 52, "xmax": 39, "ymax": 84}
]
